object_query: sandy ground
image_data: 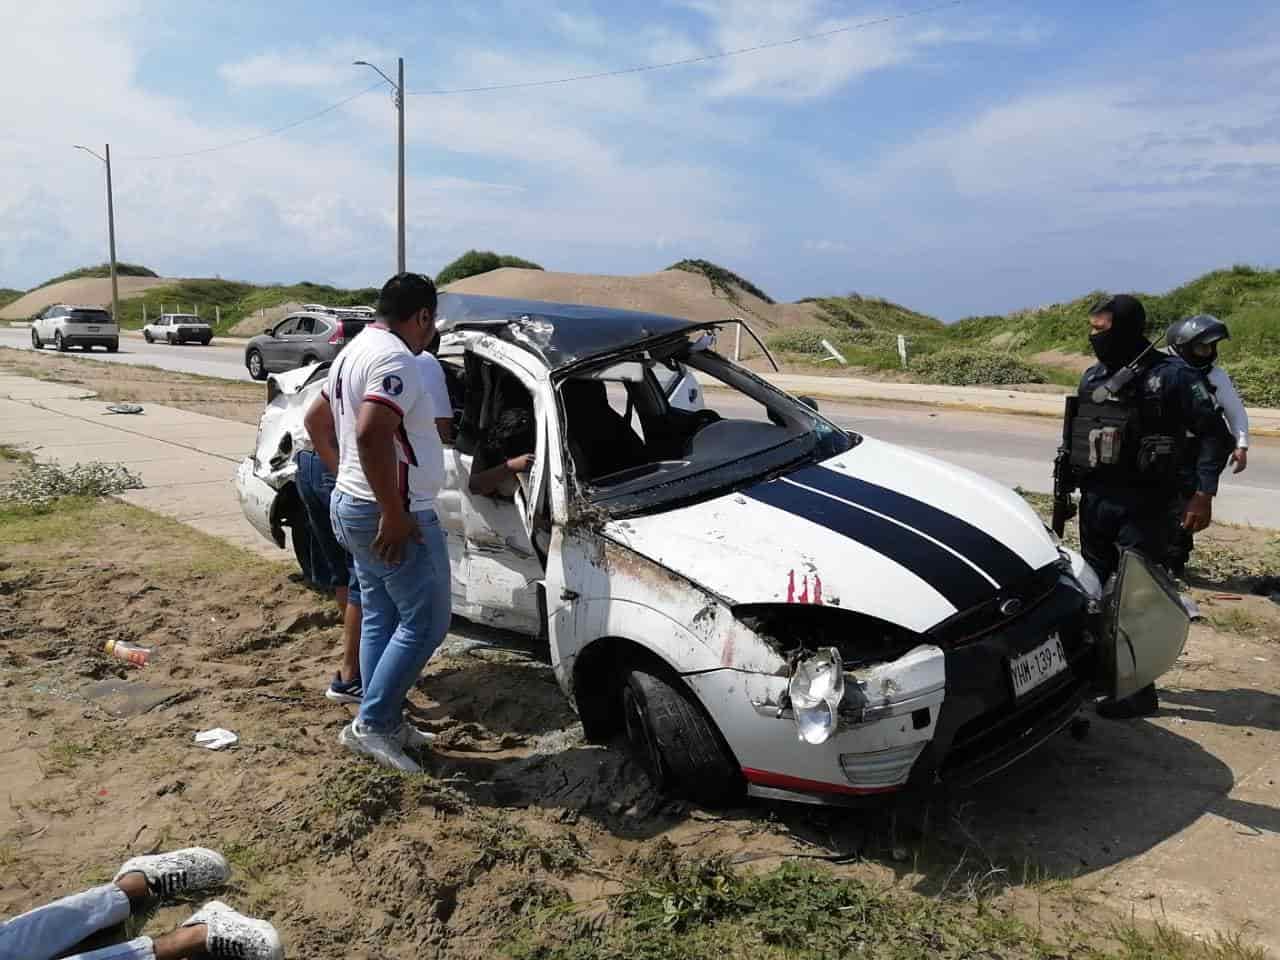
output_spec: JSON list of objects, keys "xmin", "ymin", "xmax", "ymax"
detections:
[
  {"xmin": 0, "ymin": 277, "xmax": 178, "ymax": 321},
  {"xmin": 227, "ymin": 301, "xmax": 306, "ymax": 338},
  {"xmin": 444, "ymin": 267, "xmax": 820, "ymax": 332},
  {"xmin": 1, "ymin": 489, "xmax": 1279, "ymax": 957}
]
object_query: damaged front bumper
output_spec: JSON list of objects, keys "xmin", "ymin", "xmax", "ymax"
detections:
[{"xmin": 687, "ymin": 579, "xmax": 1094, "ymax": 805}]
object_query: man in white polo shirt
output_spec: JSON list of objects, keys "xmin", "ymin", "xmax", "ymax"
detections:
[{"xmin": 304, "ymin": 272, "xmax": 449, "ymax": 772}]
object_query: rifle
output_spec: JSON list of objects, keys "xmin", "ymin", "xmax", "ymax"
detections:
[{"xmin": 1052, "ymin": 394, "xmax": 1079, "ymax": 537}]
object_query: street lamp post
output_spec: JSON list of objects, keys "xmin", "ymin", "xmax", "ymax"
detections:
[
  {"xmin": 354, "ymin": 57, "xmax": 406, "ymax": 273},
  {"xmin": 73, "ymin": 143, "xmax": 120, "ymax": 325}
]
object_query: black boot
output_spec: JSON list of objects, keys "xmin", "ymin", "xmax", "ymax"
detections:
[{"xmin": 1096, "ymin": 684, "xmax": 1159, "ymax": 719}]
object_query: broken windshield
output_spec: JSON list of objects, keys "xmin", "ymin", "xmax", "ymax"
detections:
[{"xmin": 557, "ymin": 342, "xmax": 854, "ymax": 515}]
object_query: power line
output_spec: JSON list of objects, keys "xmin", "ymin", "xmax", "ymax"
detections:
[
  {"xmin": 407, "ymin": 0, "xmax": 969, "ymax": 96},
  {"xmin": 121, "ymin": 81, "xmax": 387, "ymax": 161}
]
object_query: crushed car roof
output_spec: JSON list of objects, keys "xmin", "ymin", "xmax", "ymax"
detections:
[{"xmin": 436, "ymin": 292, "xmax": 705, "ymax": 369}]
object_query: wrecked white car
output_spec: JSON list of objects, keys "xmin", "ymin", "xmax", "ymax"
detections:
[{"xmin": 235, "ymin": 293, "xmax": 1188, "ymax": 805}]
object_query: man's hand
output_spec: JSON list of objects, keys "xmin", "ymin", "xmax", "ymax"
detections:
[
  {"xmin": 1231, "ymin": 447, "xmax": 1248, "ymax": 474},
  {"xmin": 507, "ymin": 453, "xmax": 535, "ymax": 473},
  {"xmin": 373, "ymin": 508, "xmax": 422, "ymax": 565},
  {"xmin": 1182, "ymin": 491, "xmax": 1214, "ymax": 533}
]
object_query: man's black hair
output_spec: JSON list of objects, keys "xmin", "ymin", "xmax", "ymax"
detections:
[
  {"xmin": 481, "ymin": 408, "xmax": 535, "ymax": 463},
  {"xmin": 377, "ymin": 272, "xmax": 438, "ymax": 324}
]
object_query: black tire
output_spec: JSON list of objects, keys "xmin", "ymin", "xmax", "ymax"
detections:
[
  {"xmin": 55, "ymin": 332, "xmax": 67, "ymax": 352},
  {"xmin": 166, "ymin": 332, "xmax": 175, "ymax": 346},
  {"xmin": 143, "ymin": 330, "xmax": 153, "ymax": 343},
  {"xmin": 106, "ymin": 341, "xmax": 119, "ymax": 353},
  {"xmin": 30, "ymin": 328, "xmax": 41, "ymax": 349},
  {"xmin": 290, "ymin": 512, "xmax": 313, "ymax": 574},
  {"xmin": 201, "ymin": 337, "xmax": 212, "ymax": 346},
  {"xmin": 621, "ymin": 659, "xmax": 743, "ymax": 806},
  {"xmin": 301, "ymin": 354, "xmax": 319, "ymax": 367},
  {"xmin": 246, "ymin": 349, "xmax": 267, "ymax": 381}
]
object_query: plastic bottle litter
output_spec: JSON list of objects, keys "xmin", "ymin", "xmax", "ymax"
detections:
[{"xmin": 104, "ymin": 639, "xmax": 152, "ymax": 667}]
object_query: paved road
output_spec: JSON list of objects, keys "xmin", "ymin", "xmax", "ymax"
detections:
[
  {"xmin": 4, "ymin": 325, "xmax": 1276, "ymax": 526},
  {"xmin": 2, "ymin": 326, "xmax": 254, "ymax": 381}
]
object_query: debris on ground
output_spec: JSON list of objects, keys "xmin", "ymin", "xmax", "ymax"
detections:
[{"xmin": 193, "ymin": 728, "xmax": 239, "ymax": 750}]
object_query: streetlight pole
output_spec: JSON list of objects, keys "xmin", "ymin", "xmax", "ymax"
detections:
[
  {"xmin": 73, "ymin": 143, "xmax": 120, "ymax": 325},
  {"xmin": 354, "ymin": 58, "xmax": 406, "ymax": 273}
]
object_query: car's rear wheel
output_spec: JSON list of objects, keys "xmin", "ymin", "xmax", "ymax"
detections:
[
  {"xmin": 201, "ymin": 337, "xmax": 212, "ymax": 346},
  {"xmin": 30, "ymin": 328, "xmax": 41, "ymax": 349},
  {"xmin": 301, "ymin": 354, "xmax": 319, "ymax": 366},
  {"xmin": 166, "ymin": 332, "xmax": 175, "ymax": 345},
  {"xmin": 246, "ymin": 349, "xmax": 266, "ymax": 381},
  {"xmin": 143, "ymin": 330, "xmax": 153, "ymax": 343},
  {"xmin": 106, "ymin": 341, "xmax": 118, "ymax": 353},
  {"xmin": 289, "ymin": 512, "xmax": 313, "ymax": 577},
  {"xmin": 620, "ymin": 658, "xmax": 743, "ymax": 806},
  {"xmin": 55, "ymin": 332, "xmax": 67, "ymax": 352}
]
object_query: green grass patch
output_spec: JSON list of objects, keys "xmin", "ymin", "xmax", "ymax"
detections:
[
  {"xmin": 668, "ymin": 258, "xmax": 774, "ymax": 305},
  {"xmin": 505, "ymin": 858, "xmax": 1265, "ymax": 960},
  {"xmin": 437, "ymin": 249, "xmax": 544, "ymax": 287},
  {"xmin": 910, "ymin": 349, "xmax": 1047, "ymax": 386},
  {"xmin": 0, "ymin": 287, "xmax": 23, "ymax": 308},
  {"xmin": 802, "ymin": 293, "xmax": 942, "ymax": 334},
  {"xmin": 33, "ymin": 262, "xmax": 158, "ymax": 289},
  {"xmin": 111, "ymin": 278, "xmax": 379, "ymax": 335}
]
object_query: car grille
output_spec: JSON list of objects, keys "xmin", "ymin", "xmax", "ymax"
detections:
[
  {"xmin": 940, "ymin": 668, "xmax": 1088, "ymax": 780},
  {"xmin": 928, "ymin": 563, "xmax": 1063, "ymax": 649}
]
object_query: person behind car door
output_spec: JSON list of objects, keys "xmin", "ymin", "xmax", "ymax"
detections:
[
  {"xmin": 304, "ymin": 272, "xmax": 450, "ymax": 773},
  {"xmin": 1073, "ymin": 295, "xmax": 1233, "ymax": 719},
  {"xmin": 1163, "ymin": 314, "xmax": 1249, "ymax": 577}
]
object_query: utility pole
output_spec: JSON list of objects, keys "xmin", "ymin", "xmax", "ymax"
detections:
[
  {"xmin": 355, "ymin": 57, "xmax": 406, "ymax": 273},
  {"xmin": 74, "ymin": 143, "xmax": 120, "ymax": 324},
  {"xmin": 397, "ymin": 57, "xmax": 405, "ymax": 274}
]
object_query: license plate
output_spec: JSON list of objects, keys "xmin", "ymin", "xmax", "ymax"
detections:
[{"xmin": 1009, "ymin": 633, "xmax": 1068, "ymax": 698}]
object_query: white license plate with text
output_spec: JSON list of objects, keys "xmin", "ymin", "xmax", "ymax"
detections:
[{"xmin": 1009, "ymin": 633, "xmax": 1068, "ymax": 698}]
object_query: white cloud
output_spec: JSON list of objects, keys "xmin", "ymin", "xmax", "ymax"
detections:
[{"xmin": 218, "ymin": 42, "xmax": 397, "ymax": 90}]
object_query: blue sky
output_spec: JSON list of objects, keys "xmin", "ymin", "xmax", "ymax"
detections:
[{"xmin": 3, "ymin": 0, "xmax": 1279, "ymax": 319}]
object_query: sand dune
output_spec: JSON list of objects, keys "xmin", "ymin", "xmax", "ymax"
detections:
[{"xmin": 0, "ymin": 276, "xmax": 175, "ymax": 321}]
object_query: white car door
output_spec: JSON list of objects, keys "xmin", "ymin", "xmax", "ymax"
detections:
[{"xmin": 451, "ymin": 344, "xmax": 546, "ymax": 634}]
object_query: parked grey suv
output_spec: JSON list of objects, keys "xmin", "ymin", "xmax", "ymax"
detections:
[{"xmin": 243, "ymin": 311, "xmax": 371, "ymax": 380}]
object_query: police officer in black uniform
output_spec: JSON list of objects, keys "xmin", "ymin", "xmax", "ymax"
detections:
[
  {"xmin": 1164, "ymin": 315, "xmax": 1234, "ymax": 577},
  {"xmin": 1072, "ymin": 295, "xmax": 1233, "ymax": 718}
]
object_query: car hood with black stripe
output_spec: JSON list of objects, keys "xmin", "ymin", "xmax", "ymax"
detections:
[{"xmin": 602, "ymin": 436, "xmax": 1061, "ymax": 635}]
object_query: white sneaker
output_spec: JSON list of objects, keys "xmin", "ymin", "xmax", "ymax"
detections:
[
  {"xmin": 184, "ymin": 900, "xmax": 284, "ymax": 960},
  {"xmin": 114, "ymin": 847, "xmax": 230, "ymax": 898},
  {"xmin": 397, "ymin": 722, "xmax": 437, "ymax": 751},
  {"xmin": 339, "ymin": 720, "xmax": 421, "ymax": 773}
]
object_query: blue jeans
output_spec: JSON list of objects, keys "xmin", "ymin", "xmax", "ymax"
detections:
[
  {"xmin": 295, "ymin": 450, "xmax": 360, "ymax": 604},
  {"xmin": 331, "ymin": 492, "xmax": 451, "ymax": 733},
  {"xmin": 0, "ymin": 882, "xmax": 156, "ymax": 959}
]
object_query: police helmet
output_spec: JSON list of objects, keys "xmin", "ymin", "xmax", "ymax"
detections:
[{"xmin": 1166, "ymin": 314, "xmax": 1229, "ymax": 368}]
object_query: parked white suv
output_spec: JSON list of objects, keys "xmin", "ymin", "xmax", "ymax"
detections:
[
  {"xmin": 143, "ymin": 313, "xmax": 213, "ymax": 345},
  {"xmin": 31, "ymin": 304, "xmax": 119, "ymax": 352}
]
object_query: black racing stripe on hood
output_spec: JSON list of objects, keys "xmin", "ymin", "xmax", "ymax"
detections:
[
  {"xmin": 742, "ymin": 477, "xmax": 993, "ymax": 612},
  {"xmin": 788, "ymin": 466, "xmax": 1035, "ymax": 587}
]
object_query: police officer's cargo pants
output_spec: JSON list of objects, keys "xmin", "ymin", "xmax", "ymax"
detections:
[{"xmin": 1079, "ymin": 486, "xmax": 1175, "ymax": 585}]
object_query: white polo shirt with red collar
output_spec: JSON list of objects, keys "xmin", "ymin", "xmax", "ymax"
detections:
[{"xmin": 322, "ymin": 324, "xmax": 444, "ymax": 511}]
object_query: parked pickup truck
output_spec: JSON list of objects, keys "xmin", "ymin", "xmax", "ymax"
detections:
[
  {"xmin": 143, "ymin": 313, "xmax": 213, "ymax": 345},
  {"xmin": 31, "ymin": 304, "xmax": 119, "ymax": 352}
]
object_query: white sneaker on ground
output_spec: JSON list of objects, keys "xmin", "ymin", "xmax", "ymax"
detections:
[
  {"xmin": 339, "ymin": 720, "xmax": 422, "ymax": 772},
  {"xmin": 114, "ymin": 847, "xmax": 230, "ymax": 898},
  {"xmin": 184, "ymin": 900, "xmax": 284, "ymax": 960},
  {"xmin": 397, "ymin": 722, "xmax": 437, "ymax": 751}
]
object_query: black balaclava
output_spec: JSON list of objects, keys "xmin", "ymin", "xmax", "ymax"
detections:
[{"xmin": 1089, "ymin": 294, "xmax": 1150, "ymax": 369}]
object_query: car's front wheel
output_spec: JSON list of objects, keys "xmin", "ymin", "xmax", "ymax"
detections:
[
  {"xmin": 246, "ymin": 349, "xmax": 266, "ymax": 381},
  {"xmin": 55, "ymin": 332, "xmax": 67, "ymax": 352},
  {"xmin": 106, "ymin": 341, "xmax": 119, "ymax": 353},
  {"xmin": 143, "ymin": 330, "xmax": 153, "ymax": 343},
  {"xmin": 30, "ymin": 328, "xmax": 41, "ymax": 349},
  {"xmin": 200, "ymin": 337, "xmax": 212, "ymax": 346},
  {"xmin": 621, "ymin": 658, "xmax": 743, "ymax": 806},
  {"xmin": 166, "ymin": 332, "xmax": 175, "ymax": 345}
]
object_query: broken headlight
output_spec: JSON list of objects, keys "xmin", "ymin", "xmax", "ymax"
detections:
[{"xmin": 788, "ymin": 647, "xmax": 844, "ymax": 745}]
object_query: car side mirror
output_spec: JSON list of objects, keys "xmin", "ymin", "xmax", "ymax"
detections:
[
  {"xmin": 264, "ymin": 328, "xmax": 273, "ymax": 336},
  {"xmin": 798, "ymin": 395, "xmax": 820, "ymax": 411}
]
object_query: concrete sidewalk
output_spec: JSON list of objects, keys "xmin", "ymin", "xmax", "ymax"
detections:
[{"xmin": 0, "ymin": 373, "xmax": 276, "ymax": 559}]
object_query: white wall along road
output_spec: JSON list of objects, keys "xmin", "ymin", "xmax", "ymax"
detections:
[{"xmin": 1, "ymin": 325, "xmax": 1275, "ymax": 527}]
